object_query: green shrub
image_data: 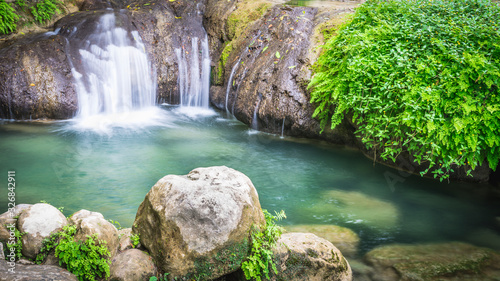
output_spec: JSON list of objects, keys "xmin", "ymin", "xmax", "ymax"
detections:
[
  {"xmin": 130, "ymin": 233, "xmax": 140, "ymax": 248},
  {"xmin": 35, "ymin": 224, "xmax": 111, "ymax": 280},
  {"xmin": 30, "ymin": 0, "xmax": 61, "ymax": 24},
  {"xmin": 242, "ymin": 210, "xmax": 286, "ymax": 281},
  {"xmin": 0, "ymin": 0, "xmax": 19, "ymax": 34},
  {"xmin": 309, "ymin": 0, "xmax": 500, "ymax": 180}
]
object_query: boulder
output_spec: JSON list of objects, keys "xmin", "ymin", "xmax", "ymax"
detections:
[
  {"xmin": 133, "ymin": 166, "xmax": 265, "ymax": 279},
  {"xmin": 284, "ymin": 224, "xmax": 359, "ymax": 258},
  {"xmin": 69, "ymin": 210, "xmax": 119, "ymax": 258},
  {"xmin": 17, "ymin": 203, "xmax": 68, "ymax": 259},
  {"xmin": 364, "ymin": 242, "xmax": 500, "ymax": 281},
  {"xmin": 0, "ymin": 261, "xmax": 78, "ymax": 281},
  {"xmin": 0, "ymin": 204, "xmax": 32, "ymax": 243},
  {"xmin": 272, "ymin": 232, "xmax": 352, "ymax": 281},
  {"xmin": 109, "ymin": 249, "xmax": 157, "ymax": 281}
]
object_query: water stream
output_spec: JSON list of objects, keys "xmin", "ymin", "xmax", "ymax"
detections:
[{"xmin": 1, "ymin": 113, "xmax": 499, "ymax": 256}]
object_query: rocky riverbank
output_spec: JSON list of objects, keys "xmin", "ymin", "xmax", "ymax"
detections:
[
  {"xmin": 2, "ymin": 167, "xmax": 499, "ymax": 280},
  {"xmin": 0, "ymin": 166, "xmax": 353, "ymax": 280}
]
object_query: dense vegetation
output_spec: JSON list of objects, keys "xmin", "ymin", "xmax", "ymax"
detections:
[
  {"xmin": 309, "ymin": 0, "xmax": 500, "ymax": 180},
  {"xmin": 0, "ymin": 0, "xmax": 63, "ymax": 35}
]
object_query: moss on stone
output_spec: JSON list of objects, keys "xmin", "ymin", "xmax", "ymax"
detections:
[
  {"xmin": 226, "ymin": 1, "xmax": 270, "ymax": 41},
  {"xmin": 216, "ymin": 41, "xmax": 234, "ymax": 85},
  {"xmin": 188, "ymin": 239, "xmax": 249, "ymax": 280}
]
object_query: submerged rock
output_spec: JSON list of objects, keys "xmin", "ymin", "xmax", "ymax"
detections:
[
  {"xmin": 69, "ymin": 209, "xmax": 119, "ymax": 258},
  {"xmin": 272, "ymin": 232, "xmax": 352, "ymax": 281},
  {"xmin": 133, "ymin": 166, "xmax": 265, "ymax": 279},
  {"xmin": 364, "ymin": 242, "xmax": 500, "ymax": 281},
  {"xmin": 284, "ymin": 224, "xmax": 359, "ymax": 258},
  {"xmin": 17, "ymin": 203, "xmax": 68, "ymax": 259},
  {"xmin": 309, "ymin": 190, "xmax": 399, "ymax": 231},
  {"xmin": 109, "ymin": 249, "xmax": 157, "ymax": 281}
]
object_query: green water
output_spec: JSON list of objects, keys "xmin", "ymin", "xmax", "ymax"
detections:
[{"xmin": 1, "ymin": 106, "xmax": 499, "ymax": 255}]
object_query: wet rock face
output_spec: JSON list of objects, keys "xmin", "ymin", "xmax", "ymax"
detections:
[
  {"xmin": 133, "ymin": 166, "xmax": 265, "ymax": 279},
  {"xmin": 0, "ymin": 34, "xmax": 77, "ymax": 120},
  {"xmin": 126, "ymin": 0, "xmax": 210, "ymax": 105},
  {"xmin": 209, "ymin": 3, "xmax": 356, "ymax": 144},
  {"xmin": 272, "ymin": 232, "xmax": 353, "ymax": 281}
]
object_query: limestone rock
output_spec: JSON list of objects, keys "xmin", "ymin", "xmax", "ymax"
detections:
[
  {"xmin": 272, "ymin": 232, "xmax": 352, "ymax": 281},
  {"xmin": 109, "ymin": 249, "xmax": 157, "ymax": 281},
  {"xmin": 17, "ymin": 203, "xmax": 68, "ymax": 259},
  {"xmin": 285, "ymin": 224, "xmax": 359, "ymax": 258},
  {"xmin": 69, "ymin": 209, "xmax": 119, "ymax": 258},
  {"xmin": 364, "ymin": 242, "xmax": 500, "ymax": 281},
  {"xmin": 0, "ymin": 204, "xmax": 32, "ymax": 243},
  {"xmin": 0, "ymin": 261, "xmax": 78, "ymax": 281},
  {"xmin": 133, "ymin": 166, "xmax": 265, "ymax": 279}
]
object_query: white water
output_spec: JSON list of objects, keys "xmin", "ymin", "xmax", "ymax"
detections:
[
  {"xmin": 225, "ymin": 57, "xmax": 242, "ymax": 114},
  {"xmin": 251, "ymin": 96, "xmax": 261, "ymax": 130},
  {"xmin": 175, "ymin": 35, "xmax": 211, "ymax": 111},
  {"xmin": 68, "ymin": 13, "xmax": 163, "ymax": 133},
  {"xmin": 281, "ymin": 117, "xmax": 285, "ymax": 138}
]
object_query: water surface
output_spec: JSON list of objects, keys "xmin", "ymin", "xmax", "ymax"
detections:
[{"xmin": 1, "ymin": 106, "xmax": 499, "ymax": 255}]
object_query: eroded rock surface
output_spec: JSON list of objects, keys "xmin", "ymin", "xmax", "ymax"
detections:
[{"xmin": 109, "ymin": 249, "xmax": 157, "ymax": 281}]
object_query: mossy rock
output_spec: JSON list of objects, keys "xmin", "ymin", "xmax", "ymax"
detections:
[{"xmin": 365, "ymin": 242, "xmax": 500, "ymax": 281}]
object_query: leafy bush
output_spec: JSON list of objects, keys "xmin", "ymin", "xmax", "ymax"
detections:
[
  {"xmin": 242, "ymin": 210, "xmax": 286, "ymax": 281},
  {"xmin": 130, "ymin": 233, "xmax": 140, "ymax": 248},
  {"xmin": 30, "ymin": 0, "xmax": 61, "ymax": 24},
  {"xmin": 0, "ymin": 0, "xmax": 19, "ymax": 34},
  {"xmin": 309, "ymin": 0, "xmax": 500, "ymax": 180}
]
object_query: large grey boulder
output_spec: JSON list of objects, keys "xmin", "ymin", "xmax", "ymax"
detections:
[
  {"xmin": 133, "ymin": 166, "xmax": 265, "ymax": 279},
  {"xmin": 109, "ymin": 249, "xmax": 157, "ymax": 281},
  {"xmin": 69, "ymin": 210, "xmax": 119, "ymax": 258},
  {"xmin": 272, "ymin": 233, "xmax": 352, "ymax": 281},
  {"xmin": 17, "ymin": 203, "xmax": 68, "ymax": 259}
]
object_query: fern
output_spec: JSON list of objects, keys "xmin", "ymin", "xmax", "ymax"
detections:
[{"xmin": 0, "ymin": 0, "xmax": 19, "ymax": 34}]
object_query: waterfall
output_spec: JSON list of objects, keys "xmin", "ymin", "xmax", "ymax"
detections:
[
  {"xmin": 174, "ymin": 35, "xmax": 211, "ymax": 109},
  {"xmin": 71, "ymin": 13, "xmax": 156, "ymax": 117},
  {"xmin": 251, "ymin": 94, "xmax": 262, "ymax": 130},
  {"xmin": 62, "ymin": 12, "xmax": 164, "ymax": 133},
  {"xmin": 225, "ymin": 57, "xmax": 242, "ymax": 114}
]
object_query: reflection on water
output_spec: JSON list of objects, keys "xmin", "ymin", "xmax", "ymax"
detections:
[{"xmin": 0, "ymin": 107, "xmax": 499, "ymax": 256}]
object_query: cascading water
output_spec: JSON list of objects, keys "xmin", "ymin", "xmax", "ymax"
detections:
[
  {"xmin": 174, "ymin": 35, "xmax": 211, "ymax": 110},
  {"xmin": 61, "ymin": 11, "xmax": 165, "ymax": 133}
]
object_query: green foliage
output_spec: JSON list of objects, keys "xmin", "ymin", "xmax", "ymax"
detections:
[
  {"xmin": 54, "ymin": 225, "xmax": 111, "ymax": 281},
  {"xmin": 11, "ymin": 229, "xmax": 24, "ymax": 260},
  {"xmin": 149, "ymin": 273, "xmax": 169, "ymax": 281},
  {"xmin": 309, "ymin": 0, "xmax": 500, "ymax": 180},
  {"xmin": 242, "ymin": 210, "xmax": 286, "ymax": 281},
  {"xmin": 15, "ymin": 0, "xmax": 26, "ymax": 10},
  {"xmin": 108, "ymin": 219, "xmax": 122, "ymax": 230},
  {"xmin": 130, "ymin": 233, "xmax": 140, "ymax": 248},
  {"xmin": 0, "ymin": 0, "xmax": 19, "ymax": 34},
  {"xmin": 36, "ymin": 229, "xmax": 61, "ymax": 264},
  {"xmin": 30, "ymin": 0, "xmax": 61, "ymax": 24}
]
